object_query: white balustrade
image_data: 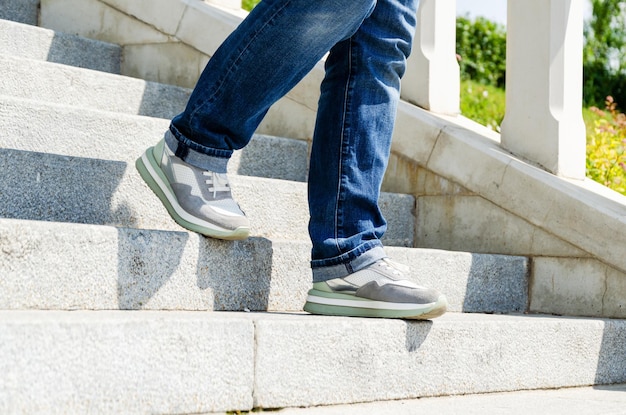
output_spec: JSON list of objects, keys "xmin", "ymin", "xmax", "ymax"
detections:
[
  {"xmin": 220, "ymin": 0, "xmax": 586, "ymax": 179},
  {"xmin": 403, "ymin": 0, "xmax": 460, "ymax": 114},
  {"xmin": 404, "ymin": 0, "xmax": 585, "ymax": 179},
  {"xmin": 500, "ymin": 0, "xmax": 586, "ymax": 179}
]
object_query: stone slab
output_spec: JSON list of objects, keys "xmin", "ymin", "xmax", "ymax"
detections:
[
  {"xmin": 0, "ymin": 148, "xmax": 412, "ymax": 245},
  {"xmin": 0, "ymin": 19, "xmax": 121, "ymax": 73},
  {"xmin": 0, "ymin": 96, "xmax": 308, "ymax": 182},
  {"xmin": 0, "ymin": 0, "xmax": 39, "ymax": 25},
  {"xmin": 0, "ymin": 54, "xmax": 191, "ymax": 119},
  {"xmin": 273, "ymin": 384, "xmax": 626, "ymax": 415},
  {"xmin": 0, "ymin": 218, "xmax": 527, "ymax": 314},
  {"xmin": 40, "ymin": 0, "xmax": 169, "ymax": 45},
  {"xmin": 2, "ymin": 311, "xmax": 624, "ymax": 413},
  {"xmin": 416, "ymin": 195, "xmax": 588, "ymax": 257},
  {"xmin": 0, "ymin": 310, "xmax": 255, "ymax": 413},
  {"xmin": 531, "ymin": 257, "xmax": 626, "ymax": 319},
  {"xmin": 253, "ymin": 313, "xmax": 626, "ymax": 408}
]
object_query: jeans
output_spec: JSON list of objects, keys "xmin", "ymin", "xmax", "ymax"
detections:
[{"xmin": 169, "ymin": 0, "xmax": 420, "ymax": 281}]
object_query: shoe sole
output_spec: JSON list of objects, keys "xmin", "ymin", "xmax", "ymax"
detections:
[
  {"xmin": 303, "ymin": 290, "xmax": 447, "ymax": 320},
  {"xmin": 135, "ymin": 147, "xmax": 251, "ymax": 240}
]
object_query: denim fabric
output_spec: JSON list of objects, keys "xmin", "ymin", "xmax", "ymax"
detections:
[{"xmin": 169, "ymin": 0, "xmax": 420, "ymax": 281}]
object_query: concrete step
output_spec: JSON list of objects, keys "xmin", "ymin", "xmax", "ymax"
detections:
[
  {"xmin": 0, "ymin": 310, "xmax": 254, "ymax": 414},
  {"xmin": 0, "ymin": 18, "xmax": 121, "ymax": 74},
  {"xmin": 0, "ymin": 94, "xmax": 308, "ymax": 182},
  {"xmin": 1, "ymin": 311, "xmax": 625, "ymax": 413},
  {"xmin": 272, "ymin": 384, "xmax": 626, "ymax": 415},
  {"xmin": 0, "ymin": 54, "xmax": 191, "ymax": 120},
  {"xmin": 0, "ymin": 0, "xmax": 39, "ymax": 25},
  {"xmin": 0, "ymin": 217, "xmax": 528, "ymax": 314},
  {"xmin": 0, "ymin": 147, "xmax": 413, "ymax": 245}
]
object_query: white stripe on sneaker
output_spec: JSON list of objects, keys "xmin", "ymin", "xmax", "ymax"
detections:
[{"xmin": 306, "ymin": 294, "xmax": 436, "ymax": 311}]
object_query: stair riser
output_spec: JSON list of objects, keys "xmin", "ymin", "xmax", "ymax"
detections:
[
  {"xmin": 0, "ymin": 311, "xmax": 254, "ymax": 413},
  {"xmin": 0, "ymin": 54, "xmax": 191, "ymax": 119},
  {"xmin": 0, "ymin": 19, "xmax": 121, "ymax": 73},
  {"xmin": 1, "ymin": 311, "xmax": 624, "ymax": 413},
  {"xmin": 253, "ymin": 314, "xmax": 626, "ymax": 408},
  {"xmin": 0, "ymin": 0, "xmax": 39, "ymax": 25},
  {"xmin": 0, "ymin": 96, "xmax": 309, "ymax": 182},
  {"xmin": 0, "ymin": 148, "xmax": 413, "ymax": 245},
  {"xmin": 0, "ymin": 218, "xmax": 528, "ymax": 313}
]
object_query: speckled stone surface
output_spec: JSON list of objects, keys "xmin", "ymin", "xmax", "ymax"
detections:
[
  {"xmin": 0, "ymin": 218, "xmax": 527, "ymax": 313},
  {"xmin": 0, "ymin": 0, "xmax": 39, "ymax": 25}
]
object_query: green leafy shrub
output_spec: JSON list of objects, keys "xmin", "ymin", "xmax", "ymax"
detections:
[
  {"xmin": 456, "ymin": 16, "xmax": 507, "ymax": 89},
  {"xmin": 242, "ymin": 0, "xmax": 260, "ymax": 11},
  {"xmin": 583, "ymin": 0, "xmax": 626, "ymax": 109},
  {"xmin": 586, "ymin": 97, "xmax": 626, "ymax": 195}
]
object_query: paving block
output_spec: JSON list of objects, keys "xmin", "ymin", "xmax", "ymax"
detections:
[
  {"xmin": 0, "ymin": 19, "xmax": 121, "ymax": 73},
  {"xmin": 0, "ymin": 310, "xmax": 255, "ymax": 414}
]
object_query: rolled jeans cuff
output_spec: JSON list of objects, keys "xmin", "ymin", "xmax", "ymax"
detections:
[
  {"xmin": 311, "ymin": 244, "xmax": 386, "ymax": 282},
  {"xmin": 166, "ymin": 127, "xmax": 231, "ymax": 173}
]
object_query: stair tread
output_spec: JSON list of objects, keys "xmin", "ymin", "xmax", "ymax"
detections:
[
  {"xmin": 0, "ymin": 146, "xmax": 413, "ymax": 244},
  {"xmin": 1, "ymin": 310, "xmax": 625, "ymax": 412},
  {"xmin": 0, "ymin": 53, "xmax": 191, "ymax": 119},
  {"xmin": 272, "ymin": 384, "xmax": 626, "ymax": 415},
  {"xmin": 0, "ymin": 94, "xmax": 309, "ymax": 181},
  {"xmin": 0, "ymin": 18, "xmax": 121, "ymax": 74},
  {"xmin": 0, "ymin": 216, "xmax": 528, "ymax": 314}
]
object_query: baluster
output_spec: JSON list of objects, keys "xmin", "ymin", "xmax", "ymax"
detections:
[
  {"xmin": 402, "ymin": 0, "xmax": 460, "ymax": 115},
  {"xmin": 500, "ymin": 0, "xmax": 586, "ymax": 179}
]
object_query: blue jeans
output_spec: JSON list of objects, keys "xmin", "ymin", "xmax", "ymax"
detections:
[{"xmin": 169, "ymin": 0, "xmax": 420, "ymax": 281}]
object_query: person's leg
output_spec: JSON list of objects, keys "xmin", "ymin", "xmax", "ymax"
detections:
[
  {"xmin": 303, "ymin": 0, "xmax": 447, "ymax": 318},
  {"xmin": 136, "ymin": 0, "xmax": 377, "ymax": 239}
]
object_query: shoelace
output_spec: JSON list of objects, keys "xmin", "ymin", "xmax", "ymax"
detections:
[
  {"xmin": 378, "ymin": 258, "xmax": 410, "ymax": 275},
  {"xmin": 203, "ymin": 171, "xmax": 230, "ymax": 198}
]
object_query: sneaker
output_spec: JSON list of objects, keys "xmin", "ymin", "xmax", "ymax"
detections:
[
  {"xmin": 304, "ymin": 258, "xmax": 447, "ymax": 319},
  {"xmin": 135, "ymin": 137, "xmax": 250, "ymax": 240}
]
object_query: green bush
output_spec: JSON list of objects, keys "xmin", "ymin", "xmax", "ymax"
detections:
[
  {"xmin": 585, "ymin": 97, "xmax": 626, "ymax": 195},
  {"xmin": 583, "ymin": 0, "xmax": 626, "ymax": 109},
  {"xmin": 456, "ymin": 16, "xmax": 507, "ymax": 89},
  {"xmin": 242, "ymin": 0, "xmax": 260, "ymax": 11}
]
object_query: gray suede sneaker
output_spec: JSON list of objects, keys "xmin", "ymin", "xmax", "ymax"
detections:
[
  {"xmin": 304, "ymin": 258, "xmax": 447, "ymax": 319},
  {"xmin": 136, "ymin": 138, "xmax": 250, "ymax": 240}
]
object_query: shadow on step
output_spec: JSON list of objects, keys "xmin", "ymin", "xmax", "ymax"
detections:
[
  {"xmin": 46, "ymin": 30, "xmax": 121, "ymax": 74},
  {"xmin": 462, "ymin": 254, "xmax": 530, "ymax": 314},
  {"xmin": 116, "ymin": 228, "xmax": 273, "ymax": 311},
  {"xmin": 595, "ymin": 319, "xmax": 626, "ymax": 385},
  {"xmin": 0, "ymin": 148, "xmax": 138, "ymax": 229}
]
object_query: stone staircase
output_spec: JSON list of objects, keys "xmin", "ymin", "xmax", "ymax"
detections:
[{"xmin": 1, "ymin": 2, "xmax": 625, "ymax": 414}]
